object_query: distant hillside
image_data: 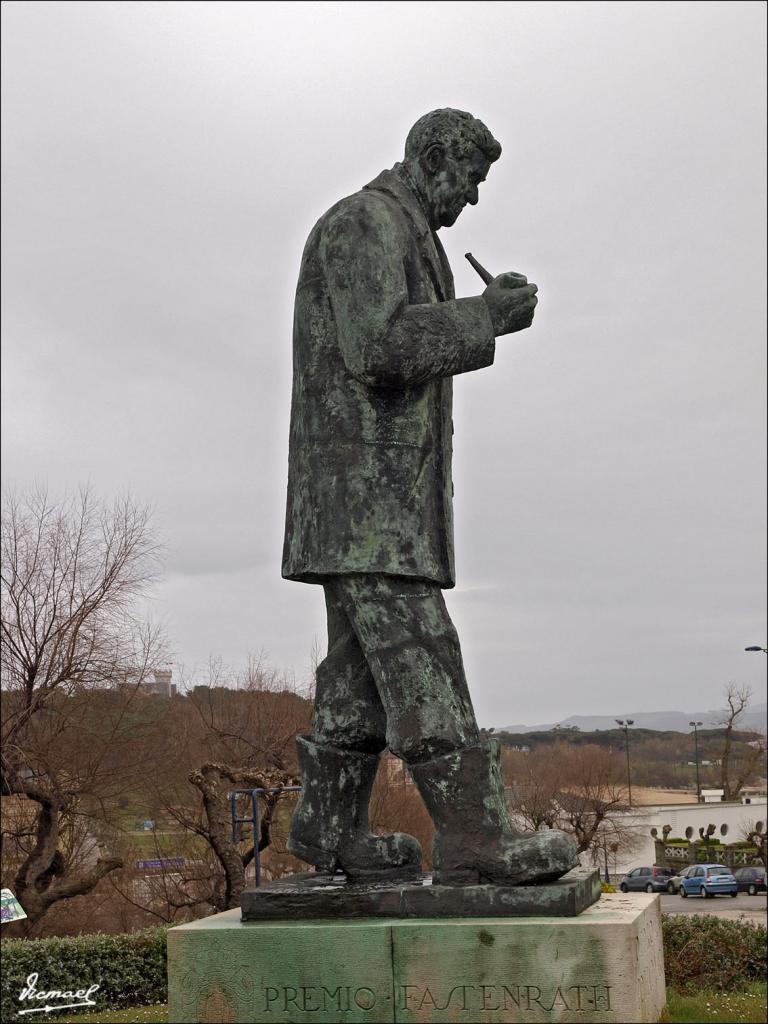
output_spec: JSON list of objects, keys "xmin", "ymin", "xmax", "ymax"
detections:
[{"xmin": 500, "ymin": 702, "xmax": 767, "ymax": 735}]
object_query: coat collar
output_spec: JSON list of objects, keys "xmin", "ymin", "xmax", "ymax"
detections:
[{"xmin": 363, "ymin": 164, "xmax": 454, "ymax": 301}]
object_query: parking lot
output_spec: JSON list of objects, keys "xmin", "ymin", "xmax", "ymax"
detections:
[{"xmin": 660, "ymin": 891, "xmax": 767, "ymax": 922}]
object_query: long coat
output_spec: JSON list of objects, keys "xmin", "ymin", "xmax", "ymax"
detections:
[{"xmin": 281, "ymin": 163, "xmax": 496, "ymax": 588}]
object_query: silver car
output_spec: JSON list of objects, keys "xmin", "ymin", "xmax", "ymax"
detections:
[{"xmin": 666, "ymin": 865, "xmax": 696, "ymax": 894}]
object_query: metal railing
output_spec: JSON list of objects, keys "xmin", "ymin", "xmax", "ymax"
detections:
[{"xmin": 230, "ymin": 785, "xmax": 301, "ymax": 886}]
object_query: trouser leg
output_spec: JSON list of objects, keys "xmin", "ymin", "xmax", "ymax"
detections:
[
  {"xmin": 287, "ymin": 582, "xmax": 420, "ymax": 878},
  {"xmin": 310, "ymin": 583, "xmax": 387, "ymax": 753},
  {"xmin": 328, "ymin": 576, "xmax": 480, "ymax": 764}
]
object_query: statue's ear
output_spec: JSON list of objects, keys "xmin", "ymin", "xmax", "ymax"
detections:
[{"xmin": 422, "ymin": 143, "xmax": 445, "ymax": 174}]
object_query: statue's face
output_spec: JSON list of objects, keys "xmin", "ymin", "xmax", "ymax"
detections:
[{"xmin": 423, "ymin": 145, "xmax": 492, "ymax": 229}]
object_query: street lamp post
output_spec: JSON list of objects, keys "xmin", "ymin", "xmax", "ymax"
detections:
[
  {"xmin": 601, "ymin": 831, "xmax": 610, "ymax": 884},
  {"xmin": 689, "ymin": 720, "xmax": 703, "ymax": 803},
  {"xmin": 615, "ymin": 719, "xmax": 634, "ymax": 808}
]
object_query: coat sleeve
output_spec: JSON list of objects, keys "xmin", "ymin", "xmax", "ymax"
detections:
[{"xmin": 320, "ymin": 194, "xmax": 496, "ymax": 388}]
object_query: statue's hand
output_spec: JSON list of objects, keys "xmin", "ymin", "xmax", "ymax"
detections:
[{"xmin": 482, "ymin": 272, "xmax": 538, "ymax": 336}]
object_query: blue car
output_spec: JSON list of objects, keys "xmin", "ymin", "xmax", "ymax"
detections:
[{"xmin": 679, "ymin": 863, "xmax": 738, "ymax": 898}]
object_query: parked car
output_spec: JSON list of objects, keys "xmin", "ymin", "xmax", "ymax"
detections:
[
  {"xmin": 666, "ymin": 865, "xmax": 696, "ymax": 894},
  {"xmin": 733, "ymin": 866, "xmax": 767, "ymax": 895},
  {"xmin": 619, "ymin": 865, "xmax": 675, "ymax": 893},
  {"xmin": 679, "ymin": 863, "xmax": 738, "ymax": 898}
]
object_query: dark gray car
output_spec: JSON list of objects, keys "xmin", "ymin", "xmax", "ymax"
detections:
[
  {"xmin": 733, "ymin": 866, "xmax": 767, "ymax": 895},
  {"xmin": 620, "ymin": 865, "xmax": 675, "ymax": 893}
]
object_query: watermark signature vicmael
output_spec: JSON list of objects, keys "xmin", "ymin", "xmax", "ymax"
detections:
[{"xmin": 17, "ymin": 972, "xmax": 100, "ymax": 1016}]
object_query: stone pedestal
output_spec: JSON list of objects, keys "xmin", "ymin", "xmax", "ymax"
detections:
[{"xmin": 167, "ymin": 893, "xmax": 666, "ymax": 1023}]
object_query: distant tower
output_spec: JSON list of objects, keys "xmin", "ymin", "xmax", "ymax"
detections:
[{"xmin": 148, "ymin": 668, "xmax": 173, "ymax": 698}]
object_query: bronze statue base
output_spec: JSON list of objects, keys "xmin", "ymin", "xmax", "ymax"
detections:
[{"xmin": 240, "ymin": 865, "xmax": 600, "ymax": 920}]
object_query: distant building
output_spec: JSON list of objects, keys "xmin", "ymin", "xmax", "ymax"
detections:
[
  {"xmin": 701, "ymin": 788, "xmax": 726, "ymax": 803},
  {"xmin": 116, "ymin": 666, "xmax": 177, "ymax": 697},
  {"xmin": 741, "ymin": 786, "xmax": 768, "ymax": 804},
  {"xmin": 607, "ymin": 796, "xmax": 767, "ymax": 875},
  {"xmin": 143, "ymin": 669, "xmax": 176, "ymax": 698}
]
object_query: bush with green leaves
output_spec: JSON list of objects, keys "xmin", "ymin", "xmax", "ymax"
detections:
[
  {"xmin": 662, "ymin": 914, "xmax": 767, "ymax": 994},
  {"xmin": 0, "ymin": 927, "xmax": 167, "ymax": 1022}
]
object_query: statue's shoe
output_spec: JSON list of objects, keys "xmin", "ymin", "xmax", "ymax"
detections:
[
  {"xmin": 432, "ymin": 828, "xmax": 579, "ymax": 886},
  {"xmin": 288, "ymin": 830, "xmax": 422, "ymax": 881},
  {"xmin": 411, "ymin": 740, "xmax": 579, "ymax": 887},
  {"xmin": 287, "ymin": 735, "xmax": 422, "ymax": 881}
]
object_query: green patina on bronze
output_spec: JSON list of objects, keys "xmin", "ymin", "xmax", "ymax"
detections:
[
  {"xmin": 282, "ymin": 156, "xmax": 494, "ymax": 585},
  {"xmin": 282, "ymin": 109, "xmax": 521, "ymax": 586},
  {"xmin": 279, "ymin": 109, "xmax": 576, "ymax": 889},
  {"xmin": 241, "ymin": 867, "xmax": 601, "ymax": 920}
]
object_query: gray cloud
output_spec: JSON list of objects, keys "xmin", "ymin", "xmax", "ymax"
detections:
[{"xmin": 2, "ymin": 1, "xmax": 765, "ymax": 724}]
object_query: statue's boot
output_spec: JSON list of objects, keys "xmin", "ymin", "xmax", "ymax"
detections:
[
  {"xmin": 411, "ymin": 739, "xmax": 578, "ymax": 886},
  {"xmin": 287, "ymin": 735, "xmax": 422, "ymax": 881}
]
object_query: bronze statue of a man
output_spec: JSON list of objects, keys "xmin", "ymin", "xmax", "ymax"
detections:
[{"xmin": 282, "ymin": 108, "xmax": 577, "ymax": 886}]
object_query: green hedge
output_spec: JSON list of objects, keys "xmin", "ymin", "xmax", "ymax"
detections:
[
  {"xmin": 0, "ymin": 927, "xmax": 167, "ymax": 1022},
  {"xmin": 662, "ymin": 914, "xmax": 767, "ymax": 994}
]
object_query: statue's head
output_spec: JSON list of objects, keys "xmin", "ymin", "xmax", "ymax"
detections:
[{"xmin": 404, "ymin": 108, "xmax": 501, "ymax": 230}]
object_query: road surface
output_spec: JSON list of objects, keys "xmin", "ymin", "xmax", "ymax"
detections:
[{"xmin": 660, "ymin": 891, "xmax": 767, "ymax": 923}]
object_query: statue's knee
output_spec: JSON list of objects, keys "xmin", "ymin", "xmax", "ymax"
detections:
[
  {"xmin": 388, "ymin": 705, "xmax": 481, "ymax": 764},
  {"xmin": 312, "ymin": 705, "xmax": 386, "ymax": 754},
  {"xmin": 389, "ymin": 731, "xmax": 461, "ymax": 765}
]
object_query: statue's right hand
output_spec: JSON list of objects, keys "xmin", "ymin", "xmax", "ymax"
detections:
[{"xmin": 482, "ymin": 272, "xmax": 538, "ymax": 336}]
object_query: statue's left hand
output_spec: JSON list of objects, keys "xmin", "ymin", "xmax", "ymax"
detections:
[
  {"xmin": 494, "ymin": 271, "xmax": 529, "ymax": 289},
  {"xmin": 482, "ymin": 273, "xmax": 538, "ymax": 336}
]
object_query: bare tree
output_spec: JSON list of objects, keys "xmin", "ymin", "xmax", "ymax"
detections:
[
  {"xmin": 718, "ymin": 683, "xmax": 765, "ymax": 801},
  {"xmin": 740, "ymin": 820, "xmax": 768, "ymax": 869},
  {"xmin": 554, "ymin": 744, "xmax": 629, "ymax": 854},
  {"xmin": 502, "ymin": 747, "xmax": 561, "ymax": 832},
  {"xmin": 128, "ymin": 659, "xmax": 311, "ymax": 916},
  {"xmin": 187, "ymin": 763, "xmax": 297, "ymax": 909},
  {"xmin": 503, "ymin": 741, "xmax": 643, "ymax": 864},
  {"xmin": 1, "ymin": 486, "xmax": 165, "ymax": 930}
]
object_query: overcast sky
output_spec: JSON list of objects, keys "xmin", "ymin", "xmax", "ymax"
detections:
[{"xmin": 2, "ymin": 1, "xmax": 766, "ymax": 726}]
